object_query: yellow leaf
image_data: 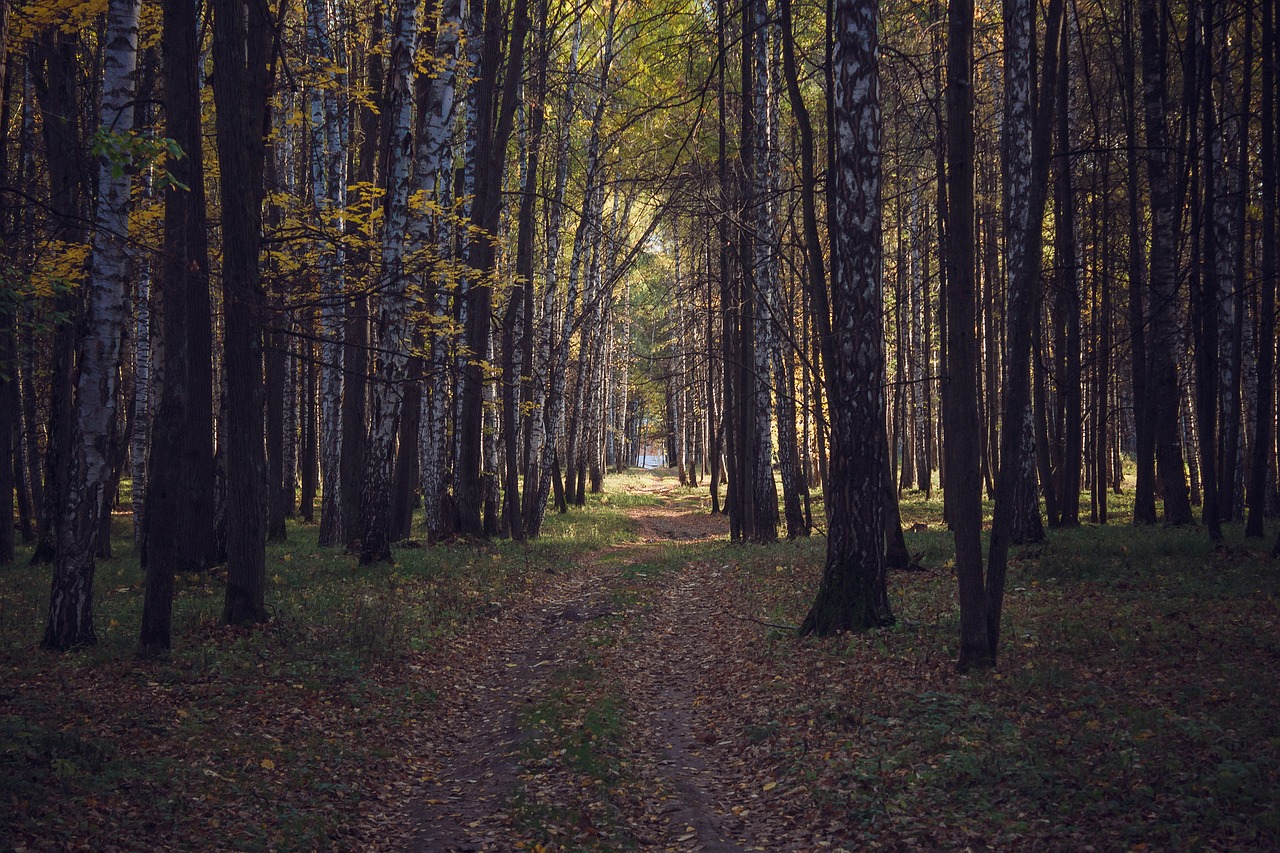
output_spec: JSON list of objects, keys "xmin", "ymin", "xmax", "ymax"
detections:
[
  {"xmin": 762, "ymin": 781, "xmax": 777, "ymax": 791},
  {"xmin": 261, "ymin": 759, "xmax": 276, "ymax": 770}
]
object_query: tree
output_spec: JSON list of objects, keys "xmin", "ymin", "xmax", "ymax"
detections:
[
  {"xmin": 44, "ymin": 0, "xmax": 140, "ymax": 650},
  {"xmin": 421, "ymin": 0, "xmax": 464, "ymax": 545},
  {"xmin": 358, "ymin": 0, "xmax": 420, "ymax": 564},
  {"xmin": 1138, "ymin": 0, "xmax": 1193, "ymax": 526},
  {"xmin": 138, "ymin": 0, "xmax": 217, "ymax": 655},
  {"xmin": 1250, "ymin": 0, "xmax": 1276, "ymax": 539},
  {"xmin": 454, "ymin": 0, "xmax": 531, "ymax": 537},
  {"xmin": 211, "ymin": 0, "xmax": 272, "ymax": 625},
  {"xmin": 800, "ymin": 0, "xmax": 893, "ymax": 636},
  {"xmin": 983, "ymin": 0, "xmax": 1065, "ymax": 669},
  {"xmin": 941, "ymin": 0, "xmax": 989, "ymax": 669}
]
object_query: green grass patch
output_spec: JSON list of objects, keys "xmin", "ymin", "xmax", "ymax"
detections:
[
  {"xmin": 732, "ymin": 479, "xmax": 1280, "ymax": 848},
  {"xmin": 0, "ymin": 481, "xmax": 642, "ymax": 851}
]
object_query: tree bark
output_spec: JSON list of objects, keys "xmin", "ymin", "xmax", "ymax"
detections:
[
  {"xmin": 30, "ymin": 28, "xmax": 86, "ymax": 567},
  {"xmin": 998, "ymin": 0, "xmax": 1061, "ymax": 552},
  {"xmin": 1124, "ymin": 0, "xmax": 1156, "ymax": 525},
  {"xmin": 1249, "ymin": 0, "xmax": 1275, "ymax": 537},
  {"xmin": 138, "ymin": 0, "xmax": 215, "ymax": 655},
  {"xmin": 455, "ymin": 0, "xmax": 531, "ymax": 537},
  {"xmin": 1053, "ymin": 25, "xmax": 1082, "ymax": 527},
  {"xmin": 943, "ymin": 0, "xmax": 989, "ymax": 670},
  {"xmin": 211, "ymin": 0, "xmax": 271, "ymax": 626},
  {"xmin": 1138, "ymin": 0, "xmax": 1194, "ymax": 525},
  {"xmin": 358, "ymin": 0, "xmax": 420, "ymax": 565},
  {"xmin": 46, "ymin": 0, "xmax": 140, "ymax": 650},
  {"xmin": 310, "ymin": 0, "xmax": 345, "ymax": 546},
  {"xmin": 800, "ymin": 0, "xmax": 893, "ymax": 636}
]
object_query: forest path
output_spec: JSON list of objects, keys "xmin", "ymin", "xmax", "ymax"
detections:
[{"xmin": 399, "ymin": 474, "xmax": 795, "ymax": 851}]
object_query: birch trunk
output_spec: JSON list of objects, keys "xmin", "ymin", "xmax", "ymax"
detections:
[
  {"xmin": 748, "ymin": 0, "xmax": 778, "ymax": 542},
  {"xmin": 311, "ymin": 0, "xmax": 346, "ymax": 546},
  {"xmin": 419, "ymin": 0, "xmax": 462, "ymax": 544},
  {"xmin": 983, "ymin": 0, "xmax": 1064, "ymax": 653},
  {"xmin": 529, "ymin": 8, "xmax": 612, "ymax": 535},
  {"xmin": 800, "ymin": 0, "xmax": 893, "ymax": 636},
  {"xmin": 359, "ymin": 0, "xmax": 419, "ymax": 564},
  {"xmin": 131, "ymin": 253, "xmax": 151, "ymax": 547},
  {"xmin": 522, "ymin": 18, "xmax": 582, "ymax": 535},
  {"xmin": 45, "ymin": 0, "xmax": 139, "ymax": 650}
]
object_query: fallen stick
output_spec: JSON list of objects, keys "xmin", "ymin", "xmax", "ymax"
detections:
[{"xmin": 731, "ymin": 613, "xmax": 799, "ymax": 632}]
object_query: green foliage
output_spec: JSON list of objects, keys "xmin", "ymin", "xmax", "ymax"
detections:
[{"xmin": 89, "ymin": 129, "xmax": 190, "ymax": 191}]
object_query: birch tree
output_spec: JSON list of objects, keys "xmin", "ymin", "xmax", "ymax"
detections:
[
  {"xmin": 982, "ymin": 0, "xmax": 1064, "ymax": 669},
  {"xmin": 309, "ymin": 0, "xmax": 347, "ymax": 547},
  {"xmin": 43, "ymin": 0, "xmax": 140, "ymax": 650},
  {"xmin": 419, "ymin": 0, "xmax": 463, "ymax": 544},
  {"xmin": 358, "ymin": 0, "xmax": 421, "ymax": 564},
  {"xmin": 800, "ymin": 0, "xmax": 893, "ymax": 636}
]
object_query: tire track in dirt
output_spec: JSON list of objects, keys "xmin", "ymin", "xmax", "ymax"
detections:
[
  {"xmin": 402, "ymin": 477, "xmax": 766, "ymax": 851},
  {"xmin": 403, "ymin": 562, "xmax": 619, "ymax": 851}
]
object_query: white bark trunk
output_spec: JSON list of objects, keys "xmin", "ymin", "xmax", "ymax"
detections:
[
  {"xmin": 46, "ymin": 0, "xmax": 140, "ymax": 648},
  {"xmin": 359, "ymin": 0, "xmax": 419, "ymax": 563},
  {"xmin": 419, "ymin": 0, "xmax": 463, "ymax": 543},
  {"xmin": 309, "ymin": 0, "xmax": 345, "ymax": 544}
]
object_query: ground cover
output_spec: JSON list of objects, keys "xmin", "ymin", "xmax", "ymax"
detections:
[{"xmin": 2, "ymin": 472, "xmax": 1278, "ymax": 850}]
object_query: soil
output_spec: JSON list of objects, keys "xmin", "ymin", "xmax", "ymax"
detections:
[{"xmin": 397, "ymin": 476, "xmax": 786, "ymax": 851}]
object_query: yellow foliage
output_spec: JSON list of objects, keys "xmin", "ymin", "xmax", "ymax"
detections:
[
  {"xmin": 30, "ymin": 239, "xmax": 89, "ymax": 297},
  {"xmin": 13, "ymin": 0, "xmax": 107, "ymax": 40},
  {"xmin": 138, "ymin": 0, "xmax": 162, "ymax": 51}
]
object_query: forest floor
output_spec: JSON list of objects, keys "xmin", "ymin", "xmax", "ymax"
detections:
[{"xmin": 3, "ymin": 470, "xmax": 1280, "ymax": 851}]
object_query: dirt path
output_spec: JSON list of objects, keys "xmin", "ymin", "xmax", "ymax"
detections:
[{"xmin": 400, "ymin": 477, "xmax": 779, "ymax": 851}]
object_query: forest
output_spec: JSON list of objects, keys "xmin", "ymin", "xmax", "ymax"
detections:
[{"xmin": 1, "ymin": 0, "xmax": 1279, "ymax": 846}]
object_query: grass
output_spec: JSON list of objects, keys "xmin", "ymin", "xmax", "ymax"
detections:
[
  {"xmin": 0, "ymin": 474, "xmax": 651, "ymax": 852},
  {"xmin": 4, "ymin": 465, "xmax": 1279, "ymax": 849},
  {"xmin": 731, "ymin": 476, "xmax": 1280, "ymax": 849}
]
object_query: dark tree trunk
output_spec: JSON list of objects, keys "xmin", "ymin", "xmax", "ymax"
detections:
[
  {"xmin": 1124, "ymin": 0, "xmax": 1155, "ymax": 524},
  {"xmin": 0, "ymin": 59, "xmax": 13, "ymax": 565},
  {"xmin": 505, "ymin": 0, "xmax": 546, "ymax": 543},
  {"xmin": 1096, "ymin": 157, "xmax": 1113, "ymax": 524},
  {"xmin": 390, "ymin": 351, "xmax": 423, "ymax": 543},
  {"xmin": 138, "ymin": 0, "xmax": 215, "ymax": 656},
  {"xmin": 339, "ymin": 295, "xmax": 369, "ymax": 548},
  {"xmin": 943, "ymin": 0, "xmax": 989, "ymax": 670},
  {"xmin": 1138, "ymin": 0, "xmax": 1194, "ymax": 525},
  {"xmin": 455, "ymin": 0, "xmax": 530, "ymax": 537},
  {"xmin": 30, "ymin": 29, "xmax": 85, "ymax": 568},
  {"xmin": 1249, "ymin": 0, "xmax": 1276, "ymax": 537},
  {"xmin": 1053, "ymin": 27, "xmax": 1082, "ymax": 527},
  {"xmin": 1194, "ymin": 0, "xmax": 1222, "ymax": 540},
  {"xmin": 211, "ymin": 0, "xmax": 271, "ymax": 626},
  {"xmin": 780, "ymin": 0, "xmax": 825, "ymax": 537},
  {"xmin": 0, "ymin": 290, "xmax": 14, "ymax": 565}
]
